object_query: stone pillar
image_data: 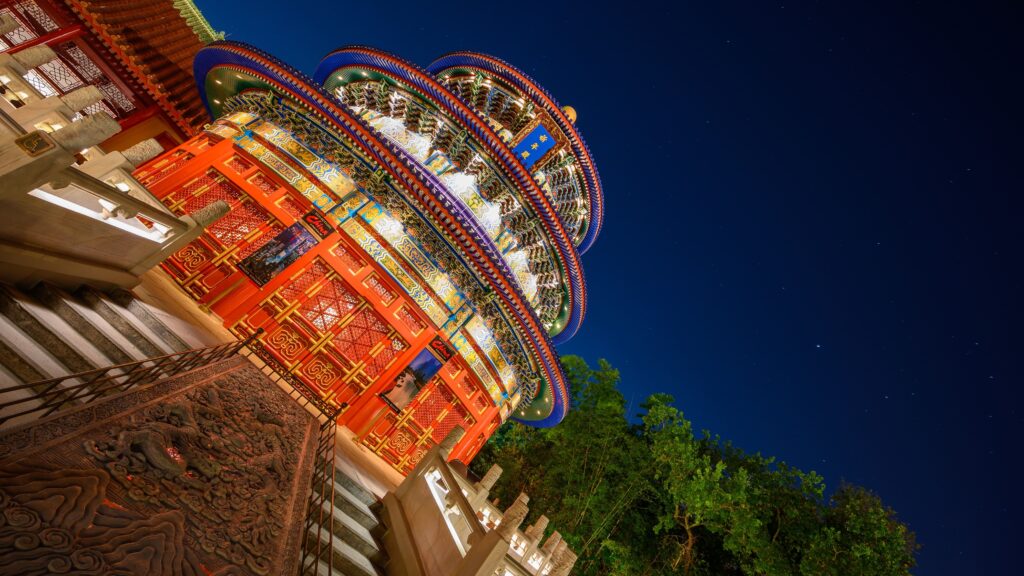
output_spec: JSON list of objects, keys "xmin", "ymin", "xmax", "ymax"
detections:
[
  {"xmin": 453, "ymin": 528, "xmax": 511, "ymax": 576},
  {"xmin": 477, "ymin": 463, "xmax": 503, "ymax": 492},
  {"xmin": 49, "ymin": 113, "xmax": 120, "ymax": 153},
  {"xmin": 550, "ymin": 549, "xmax": 578, "ymax": 576},
  {"xmin": 469, "ymin": 462, "xmax": 502, "ymax": 508},
  {"xmin": 550, "ymin": 540, "xmax": 568, "ymax": 564},
  {"xmin": 496, "ymin": 492, "xmax": 529, "ymax": 539},
  {"xmin": 1, "ymin": 14, "xmax": 20, "ymax": 36},
  {"xmin": 128, "ymin": 200, "xmax": 229, "ymax": 275},
  {"xmin": 59, "ymin": 86, "xmax": 104, "ymax": 114},
  {"xmin": 522, "ymin": 514, "xmax": 550, "ymax": 560},
  {"xmin": 10, "ymin": 45, "xmax": 57, "ymax": 70},
  {"xmin": 9, "ymin": 86, "xmax": 103, "ymax": 128},
  {"xmin": 439, "ymin": 425, "xmax": 465, "ymax": 459},
  {"xmin": 121, "ymin": 138, "xmax": 164, "ymax": 167},
  {"xmin": 525, "ymin": 515, "xmax": 549, "ymax": 542},
  {"xmin": 0, "ymin": 114, "xmax": 119, "ymax": 200},
  {"xmin": 78, "ymin": 139, "xmax": 162, "ymax": 182},
  {"xmin": 541, "ymin": 531, "xmax": 562, "ymax": 556}
]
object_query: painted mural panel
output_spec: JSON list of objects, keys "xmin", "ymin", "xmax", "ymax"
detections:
[
  {"xmin": 237, "ymin": 222, "xmax": 317, "ymax": 286},
  {"xmin": 380, "ymin": 337, "xmax": 455, "ymax": 412}
]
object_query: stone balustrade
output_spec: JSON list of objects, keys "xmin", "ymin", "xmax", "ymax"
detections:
[
  {"xmin": 0, "ymin": 51, "xmax": 222, "ymax": 290},
  {"xmin": 381, "ymin": 427, "xmax": 575, "ymax": 576}
]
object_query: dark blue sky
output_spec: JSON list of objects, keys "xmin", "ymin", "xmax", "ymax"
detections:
[{"xmin": 201, "ymin": 1, "xmax": 1014, "ymax": 573}]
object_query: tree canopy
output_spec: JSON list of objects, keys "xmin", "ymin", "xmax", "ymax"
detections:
[{"xmin": 471, "ymin": 356, "xmax": 918, "ymax": 575}]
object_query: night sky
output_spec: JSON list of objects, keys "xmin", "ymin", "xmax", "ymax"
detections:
[{"xmin": 200, "ymin": 2, "xmax": 1014, "ymax": 573}]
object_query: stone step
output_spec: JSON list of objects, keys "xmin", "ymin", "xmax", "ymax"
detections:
[
  {"xmin": 0, "ymin": 358, "xmax": 43, "ymax": 429},
  {"xmin": 108, "ymin": 288, "xmax": 193, "ymax": 352},
  {"xmin": 321, "ymin": 481, "xmax": 380, "ymax": 531},
  {"xmin": 0, "ymin": 313, "xmax": 54, "ymax": 383},
  {"xmin": 302, "ymin": 557, "xmax": 339, "ymax": 576},
  {"xmin": 0, "ymin": 310, "xmax": 85, "ymax": 426},
  {"xmin": 31, "ymin": 282, "xmax": 149, "ymax": 364},
  {"xmin": 0, "ymin": 284, "xmax": 113, "ymax": 373},
  {"xmin": 74, "ymin": 285, "xmax": 174, "ymax": 358},
  {"xmin": 333, "ymin": 463, "xmax": 380, "ymax": 508},
  {"xmin": 319, "ymin": 498, "xmax": 386, "ymax": 565},
  {"xmin": 306, "ymin": 527, "xmax": 381, "ymax": 576}
]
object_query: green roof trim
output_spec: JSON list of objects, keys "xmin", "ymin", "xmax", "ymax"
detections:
[{"xmin": 173, "ymin": 0, "xmax": 225, "ymax": 44}]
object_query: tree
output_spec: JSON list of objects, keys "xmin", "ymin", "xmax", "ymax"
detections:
[
  {"xmin": 472, "ymin": 356, "xmax": 919, "ymax": 576},
  {"xmin": 800, "ymin": 485, "xmax": 919, "ymax": 575}
]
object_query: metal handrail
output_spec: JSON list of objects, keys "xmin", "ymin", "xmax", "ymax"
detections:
[
  {"xmin": 0, "ymin": 333, "xmax": 258, "ymax": 427},
  {"xmin": 234, "ymin": 329, "xmax": 346, "ymax": 576}
]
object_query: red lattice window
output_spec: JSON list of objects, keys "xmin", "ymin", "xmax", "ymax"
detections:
[
  {"xmin": 474, "ymin": 394, "xmax": 489, "ymax": 414},
  {"xmin": 437, "ymin": 383, "xmax": 456, "ymax": 404},
  {"xmin": 82, "ymin": 100, "xmax": 116, "ymax": 119},
  {"xmin": 249, "ymin": 172, "xmax": 278, "ymax": 194},
  {"xmin": 332, "ymin": 243, "xmax": 365, "ymax": 273},
  {"xmin": 0, "ymin": 8, "xmax": 36, "ymax": 46},
  {"xmin": 412, "ymin": 387, "xmax": 446, "ymax": 427},
  {"xmin": 225, "ymin": 156, "xmax": 251, "ymax": 173},
  {"xmin": 364, "ymin": 336, "xmax": 407, "ymax": 379},
  {"xmin": 277, "ymin": 196, "xmax": 306, "ymax": 219},
  {"xmin": 300, "ymin": 278, "xmax": 361, "ymax": 332},
  {"xmin": 333, "ymin": 307, "xmax": 389, "ymax": 364},
  {"xmin": 364, "ymin": 276, "xmax": 396, "ymax": 306},
  {"xmin": 207, "ymin": 202, "xmax": 267, "ymax": 247},
  {"xmin": 61, "ymin": 44, "xmax": 102, "ymax": 81},
  {"xmin": 236, "ymin": 223, "xmax": 283, "ymax": 260},
  {"xmin": 279, "ymin": 260, "xmax": 331, "ymax": 302},
  {"xmin": 432, "ymin": 404, "xmax": 473, "ymax": 443},
  {"xmin": 459, "ymin": 376, "xmax": 476, "ymax": 396},
  {"xmin": 178, "ymin": 170, "xmax": 242, "ymax": 214},
  {"xmin": 38, "ymin": 58, "xmax": 83, "ymax": 92},
  {"xmin": 396, "ymin": 306, "xmax": 426, "ymax": 335},
  {"xmin": 96, "ymin": 81, "xmax": 134, "ymax": 113},
  {"xmin": 138, "ymin": 150, "xmax": 193, "ymax": 186},
  {"xmin": 21, "ymin": 70, "xmax": 56, "ymax": 97},
  {"xmin": 17, "ymin": 1, "xmax": 57, "ymax": 32}
]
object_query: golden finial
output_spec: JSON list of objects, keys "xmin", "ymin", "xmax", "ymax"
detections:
[{"xmin": 561, "ymin": 105, "xmax": 577, "ymax": 124}]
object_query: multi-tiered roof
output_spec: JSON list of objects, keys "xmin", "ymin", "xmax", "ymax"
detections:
[{"xmin": 194, "ymin": 42, "xmax": 603, "ymax": 426}]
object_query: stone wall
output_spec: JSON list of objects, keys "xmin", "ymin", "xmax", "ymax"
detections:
[{"xmin": 0, "ymin": 356, "xmax": 318, "ymax": 575}]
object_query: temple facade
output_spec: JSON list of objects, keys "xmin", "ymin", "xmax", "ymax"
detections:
[
  {"xmin": 0, "ymin": 9, "xmax": 597, "ymax": 570},
  {"xmin": 138, "ymin": 42, "xmax": 604, "ymax": 471},
  {"xmin": 0, "ymin": 0, "xmax": 221, "ymax": 151}
]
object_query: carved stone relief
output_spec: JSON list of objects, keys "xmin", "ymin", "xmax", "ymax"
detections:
[{"xmin": 0, "ymin": 357, "xmax": 318, "ymax": 576}]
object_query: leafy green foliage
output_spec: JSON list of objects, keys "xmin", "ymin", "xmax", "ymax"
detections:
[{"xmin": 472, "ymin": 356, "xmax": 919, "ymax": 575}]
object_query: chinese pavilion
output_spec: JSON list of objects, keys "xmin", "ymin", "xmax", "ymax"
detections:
[
  {"xmin": 0, "ymin": 0, "xmax": 222, "ymax": 151},
  {"xmin": 138, "ymin": 42, "xmax": 603, "ymax": 470}
]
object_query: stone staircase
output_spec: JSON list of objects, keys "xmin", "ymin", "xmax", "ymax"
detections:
[
  {"xmin": 1, "ymin": 280, "xmax": 394, "ymax": 576},
  {"xmin": 304, "ymin": 460, "xmax": 391, "ymax": 576},
  {"xmin": 0, "ymin": 281, "xmax": 221, "ymax": 425}
]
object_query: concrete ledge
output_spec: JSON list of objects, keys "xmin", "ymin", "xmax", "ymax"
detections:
[
  {"xmin": 0, "ymin": 238, "xmax": 140, "ymax": 291},
  {"xmin": 381, "ymin": 492, "xmax": 425, "ymax": 576}
]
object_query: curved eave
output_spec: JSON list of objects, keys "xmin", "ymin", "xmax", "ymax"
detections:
[
  {"xmin": 427, "ymin": 52, "xmax": 605, "ymax": 255},
  {"xmin": 194, "ymin": 41, "xmax": 568, "ymax": 426},
  {"xmin": 314, "ymin": 46, "xmax": 586, "ymax": 345}
]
